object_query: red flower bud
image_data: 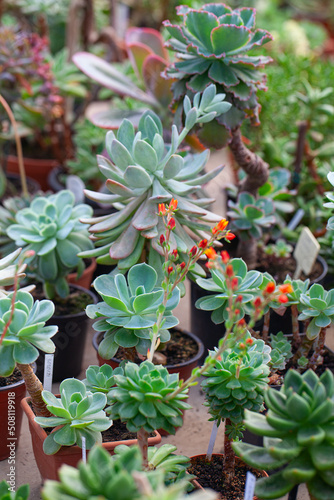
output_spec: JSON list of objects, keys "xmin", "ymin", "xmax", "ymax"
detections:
[
  {"xmin": 198, "ymin": 239, "xmax": 208, "ymax": 249},
  {"xmin": 236, "ymin": 295, "xmax": 243, "ymax": 303},
  {"xmin": 238, "ymin": 318, "xmax": 246, "ymax": 326},
  {"xmin": 231, "ymin": 277, "xmax": 238, "ymax": 289},
  {"xmin": 279, "ymin": 284, "xmax": 293, "ymax": 294},
  {"xmin": 254, "ymin": 297, "xmax": 262, "ymax": 308},
  {"xmin": 159, "ymin": 234, "xmax": 165, "ymax": 245},
  {"xmin": 235, "ymin": 309, "xmax": 240, "ymax": 315},
  {"xmin": 189, "ymin": 246, "xmax": 197, "ymax": 256},
  {"xmin": 239, "ymin": 343, "xmax": 245, "ymax": 349},
  {"xmin": 168, "ymin": 218, "xmax": 176, "ymax": 230},
  {"xmin": 246, "ymin": 338, "xmax": 253, "ymax": 345},
  {"xmin": 265, "ymin": 282, "xmax": 276, "ymax": 294},
  {"xmin": 225, "ymin": 232, "xmax": 236, "ymax": 241},
  {"xmin": 180, "ymin": 262, "xmax": 186, "ymax": 270},
  {"xmin": 221, "ymin": 250, "xmax": 230, "ymax": 263},
  {"xmin": 172, "ymin": 249, "xmax": 178, "ymax": 258},
  {"xmin": 226, "ymin": 265, "xmax": 234, "ymax": 277},
  {"xmin": 278, "ymin": 294, "xmax": 288, "ymax": 304},
  {"xmin": 167, "ymin": 266, "xmax": 173, "ymax": 274}
]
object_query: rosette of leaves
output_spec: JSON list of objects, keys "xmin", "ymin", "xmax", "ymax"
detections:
[
  {"xmin": 195, "ymin": 258, "xmax": 263, "ymax": 324},
  {"xmin": 82, "ymin": 364, "xmax": 123, "ymax": 394},
  {"xmin": 41, "ymin": 445, "xmax": 217, "ymax": 500},
  {"xmin": 107, "ymin": 360, "xmax": 191, "ymax": 435},
  {"xmin": 86, "ymin": 263, "xmax": 180, "ymax": 358},
  {"xmin": 0, "ymin": 481, "xmax": 29, "ymax": 500},
  {"xmin": 269, "ymin": 332, "xmax": 293, "ymax": 372},
  {"xmin": 0, "ymin": 290, "xmax": 57, "ymax": 376},
  {"xmin": 6, "ymin": 190, "xmax": 93, "ymax": 298},
  {"xmin": 233, "ymin": 369, "xmax": 334, "ymax": 500},
  {"xmin": 79, "ymin": 86, "xmax": 230, "ymax": 275},
  {"xmin": 298, "ymin": 283, "xmax": 334, "ymax": 339},
  {"xmin": 163, "ymin": 3, "xmax": 273, "ymax": 148},
  {"xmin": 35, "ymin": 379, "xmax": 112, "ymax": 455},
  {"xmin": 202, "ymin": 338, "xmax": 271, "ymax": 433}
]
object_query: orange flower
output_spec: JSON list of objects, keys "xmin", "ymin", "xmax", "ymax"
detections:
[
  {"xmin": 226, "ymin": 265, "xmax": 234, "ymax": 277},
  {"xmin": 246, "ymin": 338, "xmax": 253, "ymax": 345},
  {"xmin": 158, "ymin": 203, "xmax": 166, "ymax": 215},
  {"xmin": 205, "ymin": 247, "xmax": 217, "ymax": 259},
  {"xmin": 279, "ymin": 283, "xmax": 293, "ymax": 294},
  {"xmin": 217, "ymin": 219, "xmax": 229, "ymax": 231},
  {"xmin": 169, "ymin": 198, "xmax": 178, "ymax": 210},
  {"xmin": 221, "ymin": 250, "xmax": 230, "ymax": 263},
  {"xmin": 265, "ymin": 282, "xmax": 276, "ymax": 294}
]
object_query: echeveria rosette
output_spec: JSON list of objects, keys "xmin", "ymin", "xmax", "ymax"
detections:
[
  {"xmin": 163, "ymin": 4, "xmax": 273, "ymax": 147},
  {"xmin": 202, "ymin": 337, "xmax": 271, "ymax": 438},
  {"xmin": 0, "ymin": 481, "xmax": 29, "ymax": 500},
  {"xmin": 35, "ymin": 379, "xmax": 112, "ymax": 455},
  {"xmin": 0, "ymin": 290, "xmax": 57, "ymax": 377},
  {"xmin": 233, "ymin": 369, "xmax": 334, "ymax": 500},
  {"xmin": 82, "ymin": 364, "xmax": 123, "ymax": 394},
  {"xmin": 269, "ymin": 332, "xmax": 293, "ymax": 372},
  {"xmin": 86, "ymin": 263, "xmax": 180, "ymax": 358},
  {"xmin": 107, "ymin": 360, "xmax": 191, "ymax": 435},
  {"xmin": 6, "ymin": 190, "xmax": 94, "ymax": 298},
  {"xmin": 298, "ymin": 284, "xmax": 334, "ymax": 340},
  {"xmin": 195, "ymin": 258, "xmax": 263, "ymax": 324},
  {"xmin": 80, "ymin": 87, "xmax": 230, "ymax": 276}
]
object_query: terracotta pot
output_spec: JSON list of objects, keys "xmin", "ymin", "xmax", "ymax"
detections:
[
  {"xmin": 189, "ymin": 454, "xmax": 267, "ymax": 499},
  {"xmin": 92, "ymin": 327, "xmax": 204, "ymax": 381},
  {"xmin": 21, "ymin": 396, "xmax": 161, "ymax": 481},
  {"xmin": 67, "ymin": 259, "xmax": 97, "ymax": 290},
  {"xmin": 0, "ymin": 376, "xmax": 26, "ymax": 461},
  {"xmin": 4, "ymin": 155, "xmax": 59, "ymax": 191}
]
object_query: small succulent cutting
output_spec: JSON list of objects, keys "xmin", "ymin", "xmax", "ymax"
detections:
[
  {"xmin": 233, "ymin": 369, "xmax": 334, "ymax": 500},
  {"xmin": 86, "ymin": 263, "xmax": 180, "ymax": 359},
  {"xmin": 269, "ymin": 332, "xmax": 293, "ymax": 373},
  {"xmin": 35, "ymin": 379, "xmax": 112, "ymax": 455},
  {"xmin": 6, "ymin": 190, "xmax": 93, "ymax": 299},
  {"xmin": 0, "ymin": 290, "xmax": 57, "ymax": 377},
  {"xmin": 82, "ymin": 364, "xmax": 123, "ymax": 394},
  {"xmin": 79, "ymin": 86, "xmax": 230, "ymax": 274}
]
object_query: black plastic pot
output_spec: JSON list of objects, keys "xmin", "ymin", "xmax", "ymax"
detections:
[
  {"xmin": 1, "ymin": 173, "xmax": 41, "ymax": 204},
  {"xmin": 35, "ymin": 285, "xmax": 97, "ymax": 382}
]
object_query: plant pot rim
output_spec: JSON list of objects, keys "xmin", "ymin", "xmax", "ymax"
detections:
[
  {"xmin": 6, "ymin": 154, "xmax": 60, "ymax": 167},
  {"xmin": 50, "ymin": 283, "xmax": 97, "ymax": 320},
  {"xmin": 0, "ymin": 362, "xmax": 37, "ymax": 392},
  {"xmin": 21, "ymin": 396, "xmax": 161, "ymax": 457},
  {"xmin": 67, "ymin": 258, "xmax": 97, "ymax": 283},
  {"xmin": 92, "ymin": 326, "xmax": 205, "ymax": 370}
]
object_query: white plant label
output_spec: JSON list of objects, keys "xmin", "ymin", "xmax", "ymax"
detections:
[
  {"xmin": 244, "ymin": 471, "xmax": 256, "ymax": 500},
  {"xmin": 206, "ymin": 421, "xmax": 219, "ymax": 460},
  {"xmin": 43, "ymin": 354, "xmax": 54, "ymax": 393},
  {"xmin": 82, "ymin": 437, "xmax": 87, "ymax": 464},
  {"xmin": 293, "ymin": 226, "xmax": 320, "ymax": 279}
]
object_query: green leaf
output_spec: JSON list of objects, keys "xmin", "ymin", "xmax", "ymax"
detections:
[
  {"xmin": 297, "ymin": 426, "xmax": 325, "ymax": 447},
  {"xmin": 309, "ymin": 443, "xmax": 334, "ymax": 470},
  {"xmin": 254, "ymin": 471, "xmax": 295, "ymax": 499},
  {"xmin": 124, "ymin": 165, "xmax": 153, "ymax": 189},
  {"xmin": 133, "ymin": 140, "xmax": 158, "ymax": 172},
  {"xmin": 114, "ymin": 329, "xmax": 138, "ymax": 348},
  {"xmin": 282, "ymin": 455, "xmax": 316, "ymax": 483},
  {"xmin": 128, "ymin": 263, "xmax": 157, "ymax": 295},
  {"xmin": 163, "ymin": 155, "xmax": 183, "ymax": 179}
]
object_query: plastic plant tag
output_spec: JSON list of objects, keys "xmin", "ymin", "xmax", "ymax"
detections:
[
  {"xmin": 293, "ymin": 226, "xmax": 320, "ymax": 279},
  {"xmin": 82, "ymin": 437, "xmax": 87, "ymax": 464},
  {"xmin": 43, "ymin": 354, "xmax": 54, "ymax": 393},
  {"xmin": 206, "ymin": 421, "xmax": 219, "ymax": 460},
  {"xmin": 244, "ymin": 471, "xmax": 256, "ymax": 500}
]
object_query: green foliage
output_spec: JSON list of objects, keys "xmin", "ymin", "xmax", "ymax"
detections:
[
  {"xmin": 86, "ymin": 263, "xmax": 180, "ymax": 358},
  {"xmin": 0, "ymin": 481, "xmax": 29, "ymax": 500},
  {"xmin": 195, "ymin": 258, "xmax": 263, "ymax": 324},
  {"xmin": 262, "ymin": 239, "xmax": 293, "ymax": 259},
  {"xmin": 107, "ymin": 360, "xmax": 191, "ymax": 435},
  {"xmin": 233, "ymin": 369, "xmax": 334, "ymax": 500},
  {"xmin": 269, "ymin": 332, "xmax": 293, "ymax": 372},
  {"xmin": 202, "ymin": 337, "xmax": 271, "ymax": 438},
  {"xmin": 82, "ymin": 364, "xmax": 123, "ymax": 394},
  {"xmin": 35, "ymin": 379, "xmax": 112, "ymax": 455},
  {"xmin": 0, "ymin": 290, "xmax": 57, "ymax": 376},
  {"xmin": 0, "ymin": 248, "xmax": 27, "ymax": 295},
  {"xmin": 298, "ymin": 283, "xmax": 334, "ymax": 340},
  {"xmin": 80, "ymin": 90, "xmax": 229, "ymax": 274},
  {"xmin": 164, "ymin": 3, "xmax": 273, "ymax": 147},
  {"xmin": 7, "ymin": 190, "xmax": 93, "ymax": 298},
  {"xmin": 227, "ymin": 192, "xmax": 276, "ymax": 241}
]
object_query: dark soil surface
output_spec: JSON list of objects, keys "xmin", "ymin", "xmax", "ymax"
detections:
[
  {"xmin": 114, "ymin": 329, "xmax": 199, "ymax": 366},
  {"xmin": 188, "ymin": 455, "xmax": 264, "ymax": 500},
  {"xmin": 32, "ymin": 284, "xmax": 94, "ymax": 316},
  {"xmin": 0, "ymin": 368, "xmax": 22, "ymax": 387},
  {"xmin": 102, "ymin": 419, "xmax": 155, "ymax": 442}
]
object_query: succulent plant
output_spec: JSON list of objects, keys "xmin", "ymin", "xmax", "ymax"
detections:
[
  {"xmin": 35, "ymin": 378, "xmax": 112, "ymax": 455},
  {"xmin": 6, "ymin": 190, "xmax": 93, "ymax": 298},
  {"xmin": 41, "ymin": 445, "xmax": 218, "ymax": 500},
  {"xmin": 107, "ymin": 360, "xmax": 191, "ymax": 436},
  {"xmin": 202, "ymin": 337, "xmax": 271, "ymax": 433},
  {"xmin": 79, "ymin": 87, "xmax": 230, "ymax": 275},
  {"xmin": 0, "ymin": 481, "xmax": 29, "ymax": 500},
  {"xmin": 86, "ymin": 263, "xmax": 180, "ymax": 359},
  {"xmin": 0, "ymin": 248, "xmax": 27, "ymax": 297},
  {"xmin": 262, "ymin": 239, "xmax": 293, "ymax": 259},
  {"xmin": 298, "ymin": 283, "xmax": 334, "ymax": 340},
  {"xmin": 0, "ymin": 290, "xmax": 57, "ymax": 376},
  {"xmin": 269, "ymin": 332, "xmax": 293, "ymax": 372},
  {"xmin": 163, "ymin": 3, "xmax": 273, "ymax": 148},
  {"xmin": 195, "ymin": 258, "xmax": 263, "ymax": 324},
  {"xmin": 233, "ymin": 369, "xmax": 334, "ymax": 500},
  {"xmin": 82, "ymin": 364, "xmax": 123, "ymax": 394}
]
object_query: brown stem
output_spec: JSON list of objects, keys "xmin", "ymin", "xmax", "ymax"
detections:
[
  {"xmin": 229, "ymin": 127, "xmax": 269, "ymax": 196},
  {"xmin": 292, "ymin": 120, "xmax": 308, "ymax": 188},
  {"xmin": 236, "ymin": 238, "xmax": 257, "ymax": 269},
  {"xmin": 291, "ymin": 305, "xmax": 301, "ymax": 350},
  {"xmin": 16, "ymin": 363, "xmax": 52, "ymax": 417},
  {"xmin": 262, "ymin": 311, "xmax": 270, "ymax": 342},
  {"xmin": 308, "ymin": 328, "xmax": 326, "ymax": 370},
  {"xmin": 137, "ymin": 428, "xmax": 149, "ymax": 469},
  {"xmin": 305, "ymin": 140, "xmax": 325, "ymax": 195},
  {"xmin": 223, "ymin": 418, "xmax": 235, "ymax": 484},
  {"xmin": 293, "ymin": 319, "xmax": 312, "ymax": 363}
]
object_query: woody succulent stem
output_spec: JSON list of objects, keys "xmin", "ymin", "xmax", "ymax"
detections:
[
  {"xmin": 308, "ymin": 327, "xmax": 326, "ymax": 370},
  {"xmin": 262, "ymin": 311, "xmax": 270, "ymax": 342},
  {"xmin": 229, "ymin": 127, "xmax": 269, "ymax": 197},
  {"xmin": 224, "ymin": 418, "xmax": 235, "ymax": 484},
  {"xmin": 16, "ymin": 363, "xmax": 52, "ymax": 417},
  {"xmin": 236, "ymin": 237, "xmax": 258, "ymax": 270},
  {"xmin": 291, "ymin": 304, "xmax": 302, "ymax": 349},
  {"xmin": 137, "ymin": 428, "xmax": 149, "ymax": 470}
]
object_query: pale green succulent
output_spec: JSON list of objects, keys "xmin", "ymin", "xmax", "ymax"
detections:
[
  {"xmin": 269, "ymin": 332, "xmax": 293, "ymax": 372},
  {"xmin": 35, "ymin": 379, "xmax": 112, "ymax": 455},
  {"xmin": 79, "ymin": 85, "xmax": 230, "ymax": 276},
  {"xmin": 86, "ymin": 263, "xmax": 180, "ymax": 358},
  {"xmin": 0, "ymin": 290, "xmax": 57, "ymax": 376},
  {"xmin": 0, "ymin": 248, "xmax": 27, "ymax": 297},
  {"xmin": 82, "ymin": 364, "xmax": 123, "ymax": 394},
  {"xmin": 298, "ymin": 283, "xmax": 334, "ymax": 339},
  {"xmin": 0, "ymin": 481, "xmax": 29, "ymax": 500},
  {"xmin": 6, "ymin": 190, "xmax": 93, "ymax": 298}
]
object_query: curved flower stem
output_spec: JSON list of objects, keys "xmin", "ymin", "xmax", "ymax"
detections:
[{"xmin": 0, "ymin": 94, "xmax": 28, "ymax": 197}]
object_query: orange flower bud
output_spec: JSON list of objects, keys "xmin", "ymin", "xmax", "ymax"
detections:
[
  {"xmin": 238, "ymin": 318, "xmax": 246, "ymax": 326},
  {"xmin": 278, "ymin": 294, "xmax": 288, "ymax": 304},
  {"xmin": 225, "ymin": 232, "xmax": 236, "ymax": 241},
  {"xmin": 279, "ymin": 283, "xmax": 293, "ymax": 294},
  {"xmin": 172, "ymin": 249, "xmax": 178, "ymax": 258},
  {"xmin": 221, "ymin": 250, "xmax": 230, "ymax": 263},
  {"xmin": 239, "ymin": 343, "xmax": 245, "ymax": 349},
  {"xmin": 246, "ymin": 338, "xmax": 253, "ymax": 345},
  {"xmin": 169, "ymin": 198, "xmax": 178, "ymax": 210},
  {"xmin": 236, "ymin": 295, "xmax": 243, "ymax": 303},
  {"xmin": 231, "ymin": 277, "xmax": 238, "ymax": 289},
  {"xmin": 205, "ymin": 247, "xmax": 217, "ymax": 259},
  {"xmin": 265, "ymin": 282, "xmax": 276, "ymax": 294},
  {"xmin": 235, "ymin": 308, "xmax": 240, "ymax": 315},
  {"xmin": 180, "ymin": 262, "xmax": 186, "ymax": 270},
  {"xmin": 226, "ymin": 265, "xmax": 234, "ymax": 277},
  {"xmin": 158, "ymin": 203, "xmax": 166, "ymax": 215},
  {"xmin": 217, "ymin": 219, "xmax": 229, "ymax": 231},
  {"xmin": 167, "ymin": 266, "xmax": 174, "ymax": 274}
]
